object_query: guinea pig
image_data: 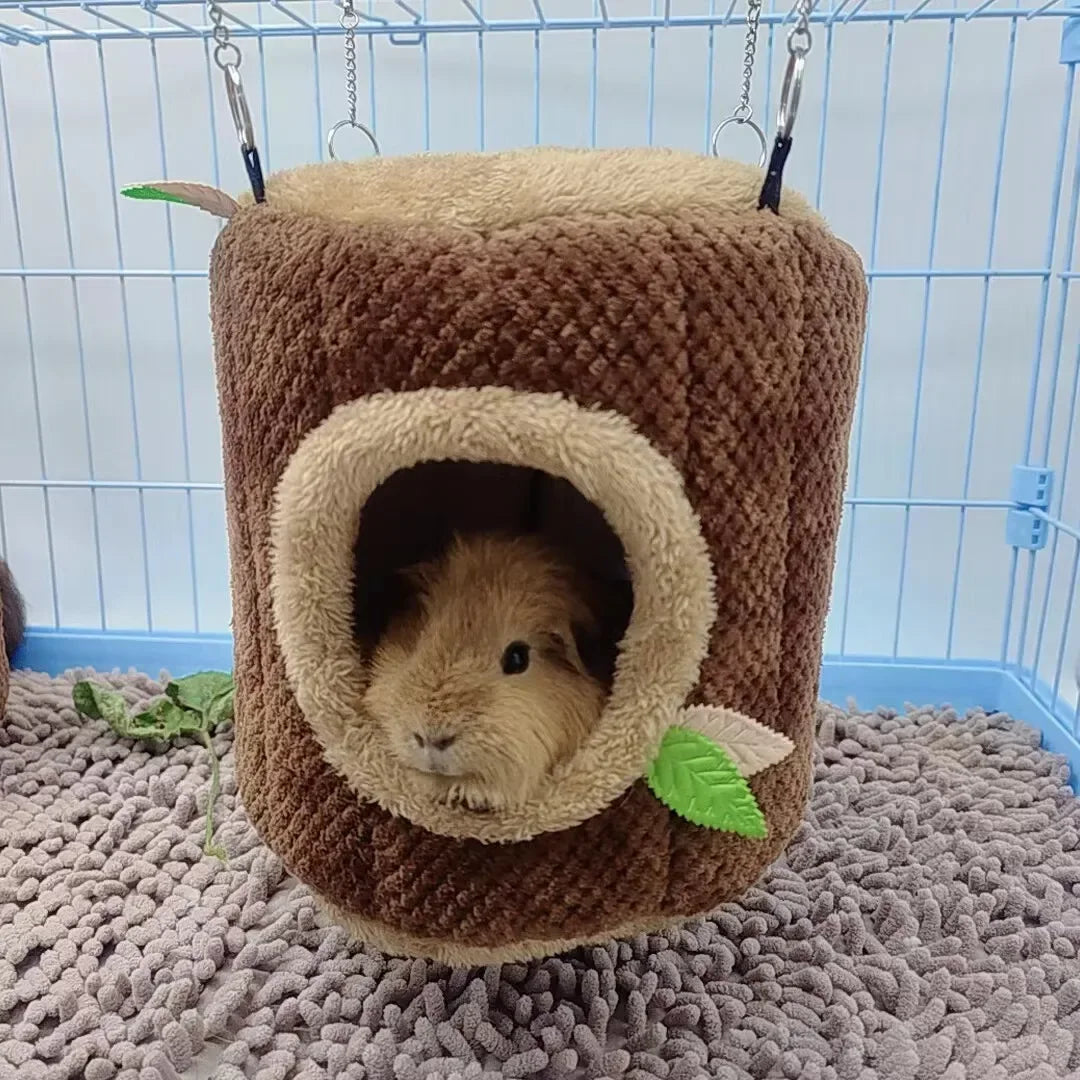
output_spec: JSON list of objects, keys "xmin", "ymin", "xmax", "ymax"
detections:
[
  {"xmin": 363, "ymin": 533, "xmax": 608, "ymax": 812},
  {"xmin": 0, "ymin": 558, "xmax": 25, "ymax": 661}
]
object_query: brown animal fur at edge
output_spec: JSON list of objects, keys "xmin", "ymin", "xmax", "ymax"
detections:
[
  {"xmin": 0, "ymin": 576, "xmax": 7, "ymax": 718},
  {"xmin": 0, "ymin": 558, "xmax": 23, "ymax": 717},
  {"xmin": 211, "ymin": 150, "xmax": 866, "ymax": 958},
  {"xmin": 1, "ymin": 559, "xmax": 25, "ymax": 663}
]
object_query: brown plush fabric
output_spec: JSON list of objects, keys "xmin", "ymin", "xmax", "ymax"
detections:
[
  {"xmin": 0, "ymin": 599, "xmax": 7, "ymax": 719},
  {"xmin": 211, "ymin": 148, "xmax": 866, "ymax": 959}
]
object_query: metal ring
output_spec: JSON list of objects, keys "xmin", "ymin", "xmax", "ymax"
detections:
[
  {"xmin": 213, "ymin": 40, "xmax": 242, "ymax": 71},
  {"xmin": 327, "ymin": 119, "xmax": 381, "ymax": 161},
  {"xmin": 340, "ymin": 9, "xmax": 359, "ymax": 28},
  {"xmin": 776, "ymin": 50, "xmax": 805, "ymax": 142},
  {"xmin": 711, "ymin": 115, "xmax": 767, "ymax": 168},
  {"xmin": 787, "ymin": 25, "xmax": 812, "ymax": 57},
  {"xmin": 222, "ymin": 63, "xmax": 255, "ymax": 151}
]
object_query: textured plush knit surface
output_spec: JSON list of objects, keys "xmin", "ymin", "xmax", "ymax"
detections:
[
  {"xmin": 210, "ymin": 148, "xmax": 866, "ymax": 954},
  {"xmin": 0, "ymin": 612, "xmax": 7, "ymax": 720},
  {"xmin": 4, "ymin": 670, "xmax": 1080, "ymax": 1079}
]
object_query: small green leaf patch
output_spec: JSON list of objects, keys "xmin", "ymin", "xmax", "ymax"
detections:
[{"xmin": 647, "ymin": 727, "xmax": 768, "ymax": 838}]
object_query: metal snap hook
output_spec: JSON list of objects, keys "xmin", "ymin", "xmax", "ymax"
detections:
[
  {"xmin": 711, "ymin": 115, "xmax": 768, "ymax": 168},
  {"xmin": 776, "ymin": 50, "xmax": 805, "ymax": 142},
  {"xmin": 206, "ymin": 0, "xmax": 265, "ymax": 203},
  {"xmin": 222, "ymin": 62, "xmax": 255, "ymax": 152}
]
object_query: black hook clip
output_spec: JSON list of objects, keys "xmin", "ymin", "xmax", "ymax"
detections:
[
  {"xmin": 758, "ymin": 135, "xmax": 792, "ymax": 215},
  {"xmin": 757, "ymin": 38, "xmax": 807, "ymax": 215},
  {"xmin": 224, "ymin": 63, "xmax": 266, "ymax": 204}
]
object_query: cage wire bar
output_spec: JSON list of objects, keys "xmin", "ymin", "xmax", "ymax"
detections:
[
  {"xmin": 0, "ymin": 0, "xmax": 1076, "ymax": 45},
  {"xmin": 2, "ymin": 0, "xmax": 1080, "ymax": 776}
]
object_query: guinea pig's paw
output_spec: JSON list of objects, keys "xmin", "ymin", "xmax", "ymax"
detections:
[
  {"xmin": 443, "ymin": 782, "xmax": 496, "ymax": 814},
  {"xmin": 405, "ymin": 770, "xmax": 455, "ymax": 805}
]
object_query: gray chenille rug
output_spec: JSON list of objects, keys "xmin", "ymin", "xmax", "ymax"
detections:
[{"xmin": 2, "ymin": 673, "xmax": 1080, "ymax": 1080}]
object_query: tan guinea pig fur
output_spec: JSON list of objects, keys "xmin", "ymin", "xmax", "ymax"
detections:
[{"xmin": 363, "ymin": 533, "xmax": 608, "ymax": 811}]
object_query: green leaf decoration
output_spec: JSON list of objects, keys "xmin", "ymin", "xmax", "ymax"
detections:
[
  {"xmin": 678, "ymin": 705, "xmax": 795, "ymax": 778},
  {"xmin": 647, "ymin": 727, "xmax": 768, "ymax": 838},
  {"xmin": 120, "ymin": 182, "xmax": 240, "ymax": 218},
  {"xmin": 72, "ymin": 672, "xmax": 236, "ymax": 861},
  {"xmin": 166, "ymin": 671, "xmax": 234, "ymax": 715},
  {"xmin": 121, "ymin": 184, "xmax": 194, "ymax": 206}
]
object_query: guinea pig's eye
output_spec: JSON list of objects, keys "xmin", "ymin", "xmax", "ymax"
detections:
[{"xmin": 501, "ymin": 641, "xmax": 531, "ymax": 675}]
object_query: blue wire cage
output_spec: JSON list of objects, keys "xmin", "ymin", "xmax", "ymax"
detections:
[{"xmin": 1, "ymin": 0, "xmax": 1079, "ymax": 774}]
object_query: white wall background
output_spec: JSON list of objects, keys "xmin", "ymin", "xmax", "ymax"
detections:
[{"xmin": 0, "ymin": 0, "xmax": 1077, "ymax": 692}]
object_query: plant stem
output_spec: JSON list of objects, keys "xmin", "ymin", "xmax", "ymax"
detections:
[{"xmin": 199, "ymin": 729, "xmax": 227, "ymax": 861}]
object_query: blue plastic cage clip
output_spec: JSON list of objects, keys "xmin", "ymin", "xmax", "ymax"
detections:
[
  {"xmin": 1010, "ymin": 465, "xmax": 1055, "ymax": 509},
  {"xmin": 1007, "ymin": 510, "xmax": 1049, "ymax": 551},
  {"xmin": 1006, "ymin": 465, "xmax": 1054, "ymax": 550},
  {"xmin": 1061, "ymin": 0, "xmax": 1080, "ymax": 64}
]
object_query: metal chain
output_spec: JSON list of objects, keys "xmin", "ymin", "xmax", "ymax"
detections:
[
  {"xmin": 710, "ymin": 0, "xmax": 766, "ymax": 165},
  {"xmin": 327, "ymin": 0, "xmax": 379, "ymax": 160},
  {"xmin": 733, "ymin": 0, "xmax": 762, "ymax": 123},
  {"xmin": 787, "ymin": 0, "xmax": 813, "ymax": 59},
  {"xmin": 341, "ymin": 0, "xmax": 359, "ymax": 127},
  {"xmin": 207, "ymin": 0, "xmax": 241, "ymax": 73}
]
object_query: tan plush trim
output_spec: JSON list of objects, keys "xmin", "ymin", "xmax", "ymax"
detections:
[
  {"xmin": 253, "ymin": 147, "xmax": 820, "ymax": 234},
  {"xmin": 321, "ymin": 900, "xmax": 708, "ymax": 966},
  {"xmin": 271, "ymin": 387, "xmax": 715, "ymax": 843}
]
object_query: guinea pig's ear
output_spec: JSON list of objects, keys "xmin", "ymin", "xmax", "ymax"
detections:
[
  {"xmin": 401, "ymin": 558, "xmax": 439, "ymax": 597},
  {"xmin": 538, "ymin": 629, "xmax": 589, "ymax": 678}
]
